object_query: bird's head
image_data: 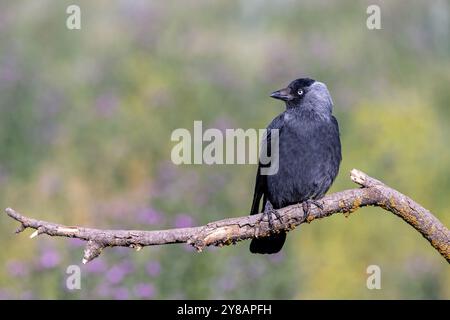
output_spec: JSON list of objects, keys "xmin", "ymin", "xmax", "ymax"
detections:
[{"xmin": 270, "ymin": 78, "xmax": 333, "ymax": 114}]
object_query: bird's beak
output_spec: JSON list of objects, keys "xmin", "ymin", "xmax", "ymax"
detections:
[{"xmin": 270, "ymin": 88, "xmax": 293, "ymax": 101}]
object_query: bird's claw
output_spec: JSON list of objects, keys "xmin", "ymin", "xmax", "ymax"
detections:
[
  {"xmin": 302, "ymin": 199, "xmax": 323, "ymax": 222},
  {"xmin": 255, "ymin": 202, "xmax": 283, "ymax": 237}
]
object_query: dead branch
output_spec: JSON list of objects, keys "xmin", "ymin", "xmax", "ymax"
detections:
[{"xmin": 5, "ymin": 169, "xmax": 449, "ymax": 263}]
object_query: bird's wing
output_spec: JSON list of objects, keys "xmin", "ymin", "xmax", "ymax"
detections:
[{"xmin": 250, "ymin": 114, "xmax": 285, "ymax": 215}]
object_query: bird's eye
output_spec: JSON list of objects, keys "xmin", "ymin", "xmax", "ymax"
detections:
[{"xmin": 297, "ymin": 89, "xmax": 304, "ymax": 96}]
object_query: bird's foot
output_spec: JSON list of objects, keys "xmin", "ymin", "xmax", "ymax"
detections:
[
  {"xmin": 255, "ymin": 201, "xmax": 283, "ymax": 237},
  {"xmin": 302, "ymin": 199, "xmax": 323, "ymax": 223}
]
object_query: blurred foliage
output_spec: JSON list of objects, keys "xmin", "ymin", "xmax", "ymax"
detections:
[{"xmin": 0, "ymin": 0, "xmax": 449, "ymax": 299}]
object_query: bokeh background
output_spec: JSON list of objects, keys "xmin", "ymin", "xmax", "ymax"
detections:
[{"xmin": 0, "ymin": 0, "xmax": 449, "ymax": 299}]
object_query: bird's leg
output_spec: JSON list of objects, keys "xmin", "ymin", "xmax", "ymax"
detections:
[
  {"xmin": 301, "ymin": 199, "xmax": 324, "ymax": 221},
  {"xmin": 255, "ymin": 201, "xmax": 283, "ymax": 237}
]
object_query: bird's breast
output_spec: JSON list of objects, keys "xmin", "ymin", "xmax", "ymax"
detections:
[{"xmin": 266, "ymin": 117, "xmax": 341, "ymax": 208}]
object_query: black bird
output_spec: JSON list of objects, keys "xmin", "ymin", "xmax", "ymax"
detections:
[{"xmin": 250, "ymin": 78, "xmax": 342, "ymax": 254}]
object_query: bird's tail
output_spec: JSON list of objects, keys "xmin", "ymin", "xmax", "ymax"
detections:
[{"xmin": 249, "ymin": 232, "xmax": 286, "ymax": 254}]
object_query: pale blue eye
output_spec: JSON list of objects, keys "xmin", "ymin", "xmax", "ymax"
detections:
[{"xmin": 297, "ymin": 89, "xmax": 303, "ymax": 95}]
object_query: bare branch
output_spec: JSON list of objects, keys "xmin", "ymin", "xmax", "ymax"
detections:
[{"xmin": 5, "ymin": 169, "xmax": 449, "ymax": 263}]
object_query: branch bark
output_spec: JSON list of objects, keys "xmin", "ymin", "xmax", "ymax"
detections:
[{"xmin": 5, "ymin": 169, "xmax": 450, "ymax": 263}]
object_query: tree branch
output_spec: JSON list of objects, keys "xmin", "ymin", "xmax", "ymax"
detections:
[{"xmin": 5, "ymin": 169, "xmax": 449, "ymax": 263}]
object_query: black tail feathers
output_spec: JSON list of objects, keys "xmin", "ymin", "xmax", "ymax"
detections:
[{"xmin": 249, "ymin": 232, "xmax": 286, "ymax": 254}]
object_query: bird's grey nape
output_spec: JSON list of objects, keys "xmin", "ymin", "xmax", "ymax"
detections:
[{"xmin": 302, "ymin": 81, "xmax": 334, "ymax": 116}]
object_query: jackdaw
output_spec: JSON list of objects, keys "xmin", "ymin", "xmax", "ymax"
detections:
[{"xmin": 250, "ymin": 78, "xmax": 342, "ymax": 254}]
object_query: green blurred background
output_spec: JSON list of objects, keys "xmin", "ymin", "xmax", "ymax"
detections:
[{"xmin": 0, "ymin": 0, "xmax": 449, "ymax": 299}]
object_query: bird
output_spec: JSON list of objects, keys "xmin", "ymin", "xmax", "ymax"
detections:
[{"xmin": 249, "ymin": 78, "xmax": 342, "ymax": 254}]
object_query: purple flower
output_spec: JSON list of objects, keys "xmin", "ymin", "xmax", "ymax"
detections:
[
  {"xmin": 218, "ymin": 277, "xmax": 236, "ymax": 292},
  {"xmin": 137, "ymin": 207, "xmax": 164, "ymax": 225},
  {"xmin": 113, "ymin": 287, "xmax": 129, "ymax": 300},
  {"xmin": 0, "ymin": 289, "xmax": 11, "ymax": 299},
  {"xmin": 0, "ymin": 55, "xmax": 21, "ymax": 85},
  {"xmin": 119, "ymin": 260, "xmax": 135, "ymax": 274},
  {"xmin": 68, "ymin": 238, "xmax": 84, "ymax": 248},
  {"xmin": 36, "ymin": 91, "xmax": 63, "ymax": 118},
  {"xmin": 268, "ymin": 252, "xmax": 285, "ymax": 264},
  {"xmin": 106, "ymin": 265, "xmax": 126, "ymax": 284},
  {"xmin": 6, "ymin": 260, "xmax": 29, "ymax": 277},
  {"xmin": 85, "ymin": 259, "xmax": 107, "ymax": 273},
  {"xmin": 95, "ymin": 92, "xmax": 119, "ymax": 117},
  {"xmin": 174, "ymin": 214, "xmax": 195, "ymax": 228},
  {"xmin": 133, "ymin": 283, "xmax": 155, "ymax": 299},
  {"xmin": 96, "ymin": 283, "xmax": 112, "ymax": 298},
  {"xmin": 153, "ymin": 162, "xmax": 178, "ymax": 197},
  {"xmin": 39, "ymin": 248, "xmax": 60, "ymax": 269},
  {"xmin": 145, "ymin": 261, "xmax": 161, "ymax": 277},
  {"xmin": 248, "ymin": 262, "xmax": 266, "ymax": 279},
  {"xmin": 20, "ymin": 291, "xmax": 33, "ymax": 300}
]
